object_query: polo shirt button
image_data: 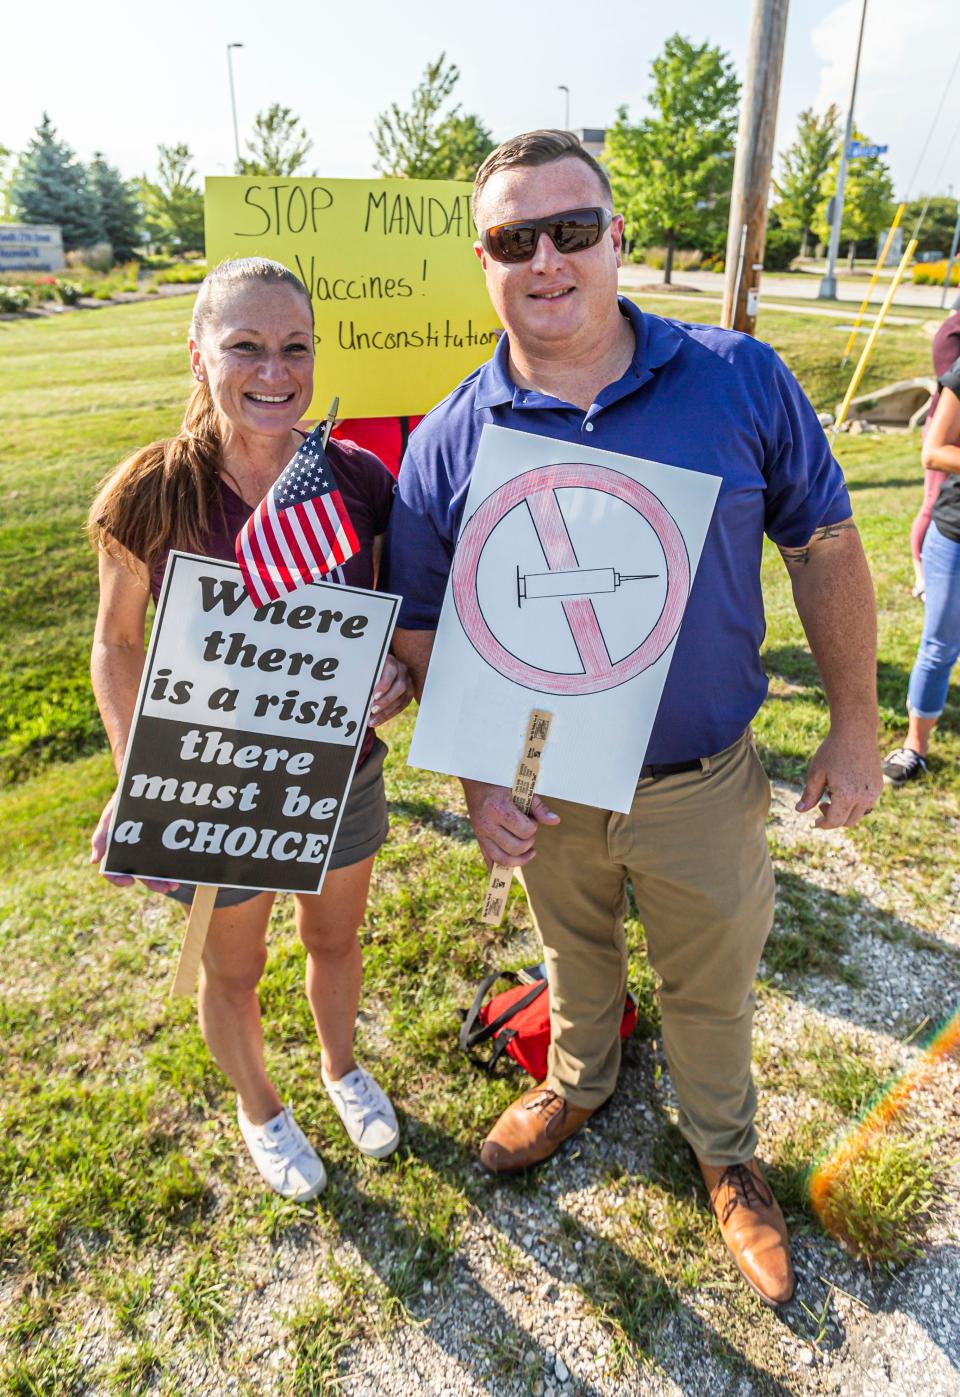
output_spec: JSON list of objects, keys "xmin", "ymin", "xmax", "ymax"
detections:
[{"xmin": 584, "ymin": 421, "xmax": 594, "ymax": 432}]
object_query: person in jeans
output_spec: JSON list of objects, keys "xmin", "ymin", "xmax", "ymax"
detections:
[
  {"xmin": 88, "ymin": 258, "xmax": 412, "ymax": 1199},
  {"xmin": 386, "ymin": 131, "xmax": 882, "ymax": 1308},
  {"xmin": 884, "ymin": 354, "xmax": 960, "ymax": 784},
  {"xmin": 909, "ymin": 312, "xmax": 960, "ymax": 598}
]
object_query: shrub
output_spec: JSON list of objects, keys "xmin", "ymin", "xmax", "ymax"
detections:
[
  {"xmin": 84, "ymin": 241, "xmax": 115, "ymax": 271},
  {"xmin": 0, "ymin": 285, "xmax": 31, "ymax": 312},
  {"xmin": 154, "ymin": 263, "xmax": 207, "ymax": 285},
  {"xmin": 641, "ymin": 247, "xmax": 702, "ymax": 273},
  {"xmin": 911, "ymin": 259, "xmax": 960, "ymax": 286},
  {"xmin": 763, "ymin": 225, "xmax": 801, "ymax": 271},
  {"xmin": 54, "ymin": 279, "xmax": 88, "ymax": 305}
]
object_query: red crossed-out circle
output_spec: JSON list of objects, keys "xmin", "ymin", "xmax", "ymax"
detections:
[{"xmin": 451, "ymin": 464, "xmax": 690, "ymax": 696}]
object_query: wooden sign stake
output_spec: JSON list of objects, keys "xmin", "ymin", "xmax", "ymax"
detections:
[
  {"xmin": 172, "ymin": 884, "xmax": 219, "ymax": 997},
  {"xmin": 480, "ymin": 709, "xmax": 553, "ymax": 927}
]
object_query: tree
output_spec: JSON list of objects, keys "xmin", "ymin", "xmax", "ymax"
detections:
[
  {"xmin": 372, "ymin": 53, "xmax": 494, "ymax": 180},
  {"xmin": 773, "ymin": 106, "xmax": 839, "ymax": 258},
  {"xmin": 903, "ymin": 195, "xmax": 959, "ymax": 257},
  {"xmin": 0, "ymin": 144, "xmax": 13, "ymax": 220},
  {"xmin": 89, "ymin": 154, "xmax": 143, "ymax": 260},
  {"xmin": 817, "ymin": 130, "xmax": 895, "ymax": 268},
  {"xmin": 9, "ymin": 114, "xmax": 103, "ymax": 249},
  {"xmin": 139, "ymin": 144, "xmax": 204, "ymax": 253},
  {"xmin": 240, "ymin": 104, "xmax": 314, "ymax": 177},
  {"xmin": 604, "ymin": 36, "xmax": 739, "ymax": 283}
]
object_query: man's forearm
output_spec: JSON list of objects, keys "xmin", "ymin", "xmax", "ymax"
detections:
[
  {"xmin": 392, "ymin": 627, "xmax": 436, "ymax": 702},
  {"xmin": 780, "ymin": 523, "xmax": 878, "ymax": 727}
]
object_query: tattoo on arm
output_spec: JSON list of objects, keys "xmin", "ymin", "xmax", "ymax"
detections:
[{"xmin": 778, "ymin": 520, "xmax": 858, "ymax": 568}]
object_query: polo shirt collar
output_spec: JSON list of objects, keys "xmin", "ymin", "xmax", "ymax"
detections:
[{"xmin": 473, "ymin": 296, "xmax": 684, "ymax": 411}]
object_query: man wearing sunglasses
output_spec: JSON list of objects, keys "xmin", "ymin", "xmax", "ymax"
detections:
[{"xmin": 386, "ymin": 131, "xmax": 881, "ymax": 1308}]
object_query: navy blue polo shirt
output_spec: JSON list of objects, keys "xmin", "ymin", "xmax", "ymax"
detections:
[{"xmin": 384, "ymin": 297, "xmax": 851, "ymax": 765}]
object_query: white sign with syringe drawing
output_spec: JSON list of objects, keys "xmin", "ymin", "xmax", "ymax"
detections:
[{"xmin": 409, "ymin": 424, "xmax": 721, "ymax": 811}]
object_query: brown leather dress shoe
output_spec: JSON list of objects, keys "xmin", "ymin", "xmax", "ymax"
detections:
[
  {"xmin": 480, "ymin": 1087, "xmax": 595, "ymax": 1174},
  {"xmin": 698, "ymin": 1157, "xmax": 796, "ymax": 1306}
]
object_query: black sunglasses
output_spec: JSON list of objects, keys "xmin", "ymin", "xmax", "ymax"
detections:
[{"xmin": 480, "ymin": 207, "xmax": 614, "ymax": 263}]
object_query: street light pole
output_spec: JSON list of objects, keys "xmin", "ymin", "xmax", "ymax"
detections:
[
  {"xmin": 818, "ymin": 0, "xmax": 868, "ymax": 299},
  {"xmin": 558, "ymin": 85, "xmax": 570, "ymax": 130},
  {"xmin": 227, "ymin": 42, "xmax": 244, "ymax": 173}
]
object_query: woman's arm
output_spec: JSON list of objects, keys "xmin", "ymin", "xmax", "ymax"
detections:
[
  {"xmin": 921, "ymin": 386, "xmax": 960, "ymax": 475},
  {"xmin": 90, "ymin": 547, "xmax": 151, "ymax": 773},
  {"xmin": 90, "ymin": 548, "xmax": 181, "ymax": 891}
]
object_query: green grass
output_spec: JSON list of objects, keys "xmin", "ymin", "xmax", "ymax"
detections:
[{"xmin": 1, "ymin": 294, "xmax": 958, "ymax": 1389}]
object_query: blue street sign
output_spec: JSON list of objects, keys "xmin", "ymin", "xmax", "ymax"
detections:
[{"xmin": 848, "ymin": 141, "xmax": 889, "ymax": 159}]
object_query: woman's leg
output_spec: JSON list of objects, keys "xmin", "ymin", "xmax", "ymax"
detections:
[
  {"xmin": 910, "ymin": 468, "xmax": 949, "ymax": 590},
  {"xmin": 294, "ymin": 856, "xmax": 376, "ymax": 1080},
  {"xmin": 197, "ymin": 891, "xmax": 280, "ymax": 1125},
  {"xmin": 906, "ymin": 525, "xmax": 960, "ymax": 751}
]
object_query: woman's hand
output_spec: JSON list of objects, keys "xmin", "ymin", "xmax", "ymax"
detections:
[
  {"xmin": 368, "ymin": 654, "xmax": 414, "ymax": 726},
  {"xmin": 90, "ymin": 792, "xmax": 180, "ymax": 894}
]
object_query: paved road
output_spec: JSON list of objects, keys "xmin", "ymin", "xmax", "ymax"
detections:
[{"xmin": 619, "ymin": 263, "xmax": 957, "ymax": 313}]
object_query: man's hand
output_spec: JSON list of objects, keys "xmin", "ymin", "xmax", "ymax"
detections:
[
  {"xmin": 369, "ymin": 654, "xmax": 413, "ymax": 726},
  {"xmin": 461, "ymin": 778, "xmax": 560, "ymax": 868},
  {"xmin": 796, "ymin": 726, "xmax": 882, "ymax": 829},
  {"xmin": 90, "ymin": 792, "xmax": 181, "ymax": 894}
]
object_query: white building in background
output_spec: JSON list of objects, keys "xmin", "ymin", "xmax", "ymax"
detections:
[
  {"xmin": 0, "ymin": 225, "xmax": 65, "ymax": 273},
  {"xmin": 575, "ymin": 129, "xmax": 606, "ymax": 158}
]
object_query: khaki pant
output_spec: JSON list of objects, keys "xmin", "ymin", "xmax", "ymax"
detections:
[{"xmin": 518, "ymin": 730, "xmax": 774, "ymax": 1166}]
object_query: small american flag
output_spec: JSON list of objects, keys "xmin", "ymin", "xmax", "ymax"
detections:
[{"xmin": 235, "ymin": 425, "xmax": 359, "ymax": 607}]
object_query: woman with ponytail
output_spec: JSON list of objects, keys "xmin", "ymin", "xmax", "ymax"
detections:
[{"xmin": 88, "ymin": 259, "xmax": 412, "ymax": 1199}]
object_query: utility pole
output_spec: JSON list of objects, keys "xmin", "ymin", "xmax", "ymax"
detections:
[
  {"xmin": 818, "ymin": 0, "xmax": 868, "ymax": 299},
  {"xmin": 227, "ymin": 42, "xmax": 244, "ymax": 174},
  {"xmin": 941, "ymin": 205, "xmax": 960, "ymax": 308},
  {"xmin": 721, "ymin": 0, "xmax": 790, "ymax": 334},
  {"xmin": 558, "ymin": 85, "xmax": 570, "ymax": 130}
]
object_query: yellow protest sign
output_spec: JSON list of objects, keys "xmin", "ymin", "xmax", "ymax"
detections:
[{"xmin": 204, "ymin": 177, "xmax": 501, "ymax": 419}]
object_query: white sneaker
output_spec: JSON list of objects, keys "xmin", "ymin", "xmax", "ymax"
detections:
[
  {"xmin": 322, "ymin": 1064, "xmax": 400, "ymax": 1159},
  {"xmin": 236, "ymin": 1102, "xmax": 327, "ymax": 1199}
]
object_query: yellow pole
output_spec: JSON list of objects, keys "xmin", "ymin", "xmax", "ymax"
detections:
[
  {"xmin": 832, "ymin": 238, "xmax": 919, "ymax": 443},
  {"xmin": 840, "ymin": 202, "xmax": 905, "ymax": 364}
]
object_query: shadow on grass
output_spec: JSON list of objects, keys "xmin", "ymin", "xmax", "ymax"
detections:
[
  {"xmin": 846, "ymin": 476, "xmax": 922, "ymax": 493},
  {"xmin": 309, "ymin": 1076, "xmax": 798, "ymax": 1396},
  {"xmin": 387, "ymin": 797, "xmax": 474, "ymax": 844}
]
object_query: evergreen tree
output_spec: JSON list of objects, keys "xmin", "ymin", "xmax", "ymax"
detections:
[
  {"xmin": 772, "ymin": 106, "xmax": 840, "ymax": 257},
  {"xmin": 817, "ymin": 130, "xmax": 895, "ymax": 267},
  {"xmin": 139, "ymin": 144, "xmax": 204, "ymax": 253},
  {"xmin": 10, "ymin": 114, "xmax": 102, "ymax": 249},
  {"xmin": 605, "ymin": 36, "xmax": 739, "ymax": 283},
  {"xmin": 89, "ymin": 153, "xmax": 143, "ymax": 260},
  {"xmin": 372, "ymin": 54, "xmax": 494, "ymax": 180},
  {"xmin": 240, "ymin": 104, "xmax": 314, "ymax": 177}
]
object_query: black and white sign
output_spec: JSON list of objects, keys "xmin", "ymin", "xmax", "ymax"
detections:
[{"xmin": 102, "ymin": 552, "xmax": 398, "ymax": 894}]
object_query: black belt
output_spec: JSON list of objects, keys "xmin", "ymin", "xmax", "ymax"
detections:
[{"xmin": 639, "ymin": 757, "xmax": 703, "ymax": 780}]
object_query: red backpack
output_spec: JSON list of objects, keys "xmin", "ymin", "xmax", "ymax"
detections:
[{"xmin": 459, "ymin": 964, "xmax": 638, "ymax": 1081}]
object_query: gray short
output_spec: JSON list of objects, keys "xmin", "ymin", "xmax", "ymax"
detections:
[{"xmin": 166, "ymin": 737, "xmax": 389, "ymax": 909}]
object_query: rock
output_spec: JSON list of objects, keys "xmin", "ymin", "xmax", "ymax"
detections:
[
  {"xmin": 817, "ymin": 411, "xmax": 835, "ymax": 427},
  {"xmin": 796, "ymin": 1346, "xmax": 815, "ymax": 1366},
  {"xmin": 555, "ymin": 1356, "xmax": 570, "ymax": 1383}
]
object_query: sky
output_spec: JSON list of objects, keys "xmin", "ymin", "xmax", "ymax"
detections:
[{"xmin": 3, "ymin": 0, "xmax": 959, "ymax": 199}]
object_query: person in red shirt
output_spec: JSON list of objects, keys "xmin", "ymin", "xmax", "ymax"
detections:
[{"xmin": 331, "ymin": 416, "xmax": 424, "ymax": 478}]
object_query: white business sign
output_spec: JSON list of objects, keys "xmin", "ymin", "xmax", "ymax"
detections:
[
  {"xmin": 409, "ymin": 424, "xmax": 720, "ymax": 812},
  {"xmin": 0, "ymin": 224, "xmax": 65, "ymax": 272}
]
